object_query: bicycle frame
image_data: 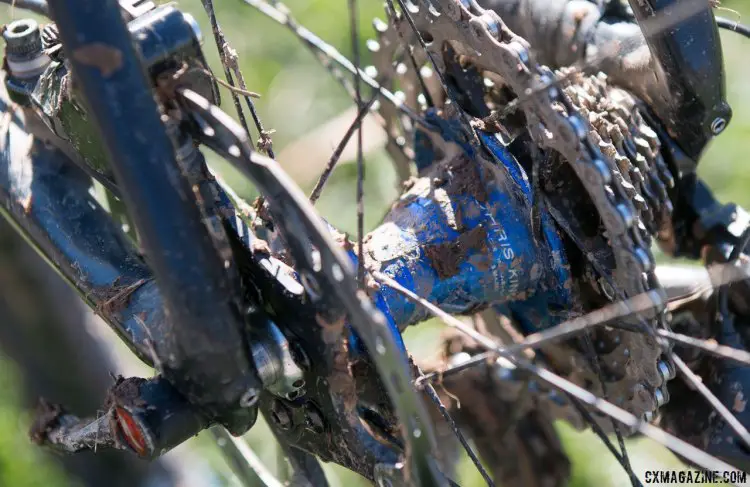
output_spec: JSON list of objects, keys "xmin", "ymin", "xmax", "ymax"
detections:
[
  {"xmin": 46, "ymin": 0, "xmax": 265, "ymax": 435},
  {"xmin": 0, "ymin": 1, "xmax": 445, "ymax": 480},
  {"xmin": 0, "ymin": 0, "xmax": 263, "ymax": 454},
  {"xmin": 0, "ymin": 0, "xmax": 565, "ymax": 476},
  {"xmin": 6, "ymin": 0, "xmax": 750, "ymax": 483}
]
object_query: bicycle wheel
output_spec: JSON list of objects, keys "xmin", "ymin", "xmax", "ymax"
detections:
[
  {"xmin": 6, "ymin": 0, "xmax": 750, "ymax": 485},
  {"xmin": 215, "ymin": 0, "xmax": 750, "ymax": 483}
]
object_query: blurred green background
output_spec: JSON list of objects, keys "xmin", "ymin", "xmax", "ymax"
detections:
[{"xmin": 1, "ymin": 0, "xmax": 750, "ymax": 485}]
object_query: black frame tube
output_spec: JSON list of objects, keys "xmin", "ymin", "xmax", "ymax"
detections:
[
  {"xmin": 0, "ymin": 106, "xmax": 159, "ymax": 365},
  {"xmin": 46, "ymin": 0, "xmax": 260, "ymax": 433}
]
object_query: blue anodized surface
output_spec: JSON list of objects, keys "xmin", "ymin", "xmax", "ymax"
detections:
[{"xmin": 364, "ymin": 111, "xmax": 573, "ymax": 345}]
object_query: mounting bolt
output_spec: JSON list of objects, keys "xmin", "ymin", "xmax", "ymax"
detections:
[
  {"xmin": 4, "ymin": 19, "xmax": 41, "ymax": 56},
  {"xmin": 270, "ymin": 400, "xmax": 293, "ymax": 430},
  {"xmin": 3, "ymin": 19, "xmax": 49, "ymax": 79},
  {"xmin": 711, "ymin": 117, "xmax": 727, "ymax": 135}
]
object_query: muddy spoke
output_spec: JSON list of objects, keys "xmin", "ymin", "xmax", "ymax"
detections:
[
  {"xmin": 243, "ymin": 0, "xmax": 430, "ymax": 128},
  {"xmin": 202, "ymin": 0, "xmax": 275, "ymax": 157},
  {"xmin": 309, "ymin": 92, "xmax": 379, "ymax": 204},
  {"xmin": 373, "ymin": 271, "xmax": 744, "ymax": 477},
  {"xmin": 210, "ymin": 427, "xmax": 284, "ymax": 487},
  {"xmin": 417, "ymin": 364, "xmax": 495, "ymax": 486},
  {"xmin": 580, "ymin": 334, "xmax": 640, "ymax": 486},
  {"xmin": 348, "ymin": 0, "xmax": 366, "ymax": 287},
  {"xmin": 658, "ymin": 329, "xmax": 750, "ymax": 366},
  {"xmin": 671, "ymin": 354, "xmax": 750, "ymax": 450}
]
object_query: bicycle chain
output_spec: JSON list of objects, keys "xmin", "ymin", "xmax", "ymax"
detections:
[
  {"xmin": 549, "ymin": 72, "xmax": 675, "ymax": 422},
  {"xmin": 368, "ymin": 0, "xmax": 676, "ymax": 422}
]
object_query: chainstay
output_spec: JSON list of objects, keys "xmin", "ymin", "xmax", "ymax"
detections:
[{"xmin": 388, "ymin": 0, "xmax": 675, "ymax": 420}]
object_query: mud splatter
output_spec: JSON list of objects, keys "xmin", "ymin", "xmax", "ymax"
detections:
[
  {"xmin": 442, "ymin": 155, "xmax": 489, "ymax": 204},
  {"xmin": 29, "ymin": 399, "xmax": 64, "ymax": 445},
  {"xmin": 250, "ymin": 238, "xmax": 271, "ymax": 256},
  {"xmin": 96, "ymin": 278, "xmax": 149, "ymax": 319},
  {"xmin": 315, "ymin": 313, "xmax": 347, "ymax": 345},
  {"xmin": 423, "ymin": 225, "xmax": 488, "ymax": 279},
  {"xmin": 734, "ymin": 391, "xmax": 747, "ymax": 413},
  {"xmin": 73, "ymin": 44, "xmax": 124, "ymax": 78},
  {"xmin": 105, "ymin": 376, "xmax": 147, "ymax": 409},
  {"xmin": 328, "ymin": 339, "xmax": 359, "ymax": 413}
]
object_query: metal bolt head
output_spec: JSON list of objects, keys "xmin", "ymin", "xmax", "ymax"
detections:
[
  {"xmin": 653, "ymin": 388, "xmax": 666, "ymax": 408},
  {"xmin": 655, "ymin": 385, "xmax": 670, "ymax": 407},
  {"xmin": 711, "ymin": 117, "xmax": 727, "ymax": 135},
  {"xmin": 3, "ymin": 19, "xmax": 42, "ymax": 59},
  {"xmin": 657, "ymin": 359, "xmax": 674, "ymax": 383}
]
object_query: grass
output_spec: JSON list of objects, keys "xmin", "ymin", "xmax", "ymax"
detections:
[
  {"xmin": 0, "ymin": 359, "xmax": 72, "ymax": 487},
  {"xmin": 2, "ymin": 0, "xmax": 750, "ymax": 485}
]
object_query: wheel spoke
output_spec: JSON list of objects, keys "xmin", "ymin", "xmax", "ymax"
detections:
[
  {"xmin": 210, "ymin": 427, "xmax": 285, "ymax": 487},
  {"xmin": 202, "ymin": 0, "xmax": 275, "ymax": 158},
  {"xmin": 201, "ymin": 0, "xmax": 252, "ymax": 145},
  {"xmin": 418, "ymin": 364, "xmax": 496, "ymax": 486},
  {"xmin": 243, "ymin": 0, "xmax": 429, "ymax": 128},
  {"xmin": 373, "ymin": 270, "xmax": 745, "ymax": 477},
  {"xmin": 347, "ymin": 0, "xmax": 366, "ymax": 287},
  {"xmin": 222, "ymin": 0, "xmax": 750, "ymax": 483},
  {"xmin": 671, "ymin": 354, "xmax": 750, "ymax": 450},
  {"xmin": 658, "ymin": 329, "xmax": 750, "ymax": 366},
  {"xmin": 308, "ymin": 92, "xmax": 379, "ymax": 204},
  {"xmin": 567, "ymin": 395, "xmax": 644, "ymax": 487}
]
